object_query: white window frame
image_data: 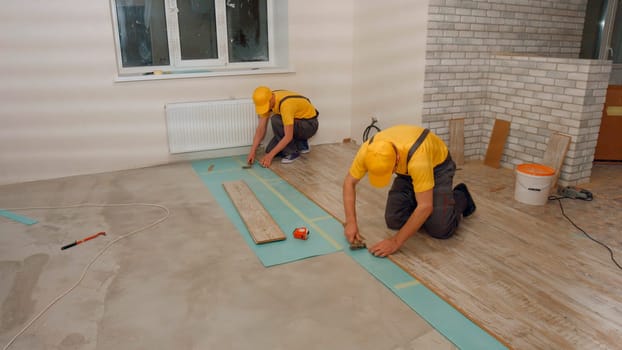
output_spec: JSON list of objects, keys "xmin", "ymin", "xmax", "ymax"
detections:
[
  {"xmin": 165, "ymin": 0, "xmax": 227, "ymax": 69},
  {"xmin": 109, "ymin": 0, "xmax": 286, "ymax": 80}
]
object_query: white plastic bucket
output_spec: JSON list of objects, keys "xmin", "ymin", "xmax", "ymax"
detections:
[{"xmin": 514, "ymin": 163, "xmax": 555, "ymax": 205}]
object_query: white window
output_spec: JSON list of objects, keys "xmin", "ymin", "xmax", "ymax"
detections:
[{"xmin": 110, "ymin": 0, "xmax": 289, "ymax": 78}]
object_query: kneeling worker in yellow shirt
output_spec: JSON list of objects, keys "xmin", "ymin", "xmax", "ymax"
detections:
[
  {"xmin": 343, "ymin": 125, "xmax": 476, "ymax": 257},
  {"xmin": 248, "ymin": 86, "xmax": 319, "ymax": 167}
]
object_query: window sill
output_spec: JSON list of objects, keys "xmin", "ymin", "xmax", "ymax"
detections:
[{"xmin": 114, "ymin": 66, "xmax": 295, "ymax": 83}]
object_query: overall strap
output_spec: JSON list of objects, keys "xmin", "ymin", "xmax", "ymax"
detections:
[
  {"xmin": 406, "ymin": 129, "xmax": 430, "ymax": 173},
  {"xmin": 369, "ymin": 129, "xmax": 429, "ymax": 153},
  {"xmin": 368, "ymin": 128, "xmax": 429, "ymax": 174},
  {"xmin": 277, "ymin": 95, "xmax": 311, "ymax": 110}
]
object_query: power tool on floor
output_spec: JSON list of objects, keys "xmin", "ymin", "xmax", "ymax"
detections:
[{"xmin": 558, "ymin": 186, "xmax": 593, "ymax": 201}]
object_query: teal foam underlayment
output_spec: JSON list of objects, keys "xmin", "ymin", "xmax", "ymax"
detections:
[
  {"xmin": 192, "ymin": 156, "xmax": 343, "ymax": 267},
  {"xmin": 192, "ymin": 156, "xmax": 507, "ymax": 350},
  {"xmin": 0, "ymin": 210, "xmax": 38, "ymax": 225}
]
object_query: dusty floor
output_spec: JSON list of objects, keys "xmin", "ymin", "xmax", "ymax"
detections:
[{"xmin": 0, "ymin": 160, "xmax": 456, "ymax": 350}]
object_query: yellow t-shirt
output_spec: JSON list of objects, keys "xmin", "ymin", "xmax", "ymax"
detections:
[
  {"xmin": 260, "ymin": 90, "xmax": 317, "ymax": 126},
  {"xmin": 349, "ymin": 125, "xmax": 448, "ymax": 192}
]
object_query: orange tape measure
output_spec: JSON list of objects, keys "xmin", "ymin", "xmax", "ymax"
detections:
[{"xmin": 293, "ymin": 227, "xmax": 310, "ymax": 240}]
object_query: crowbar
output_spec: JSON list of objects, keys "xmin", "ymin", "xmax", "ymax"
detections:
[{"xmin": 61, "ymin": 231, "xmax": 106, "ymax": 250}]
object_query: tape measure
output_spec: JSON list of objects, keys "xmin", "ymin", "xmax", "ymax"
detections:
[{"xmin": 293, "ymin": 227, "xmax": 310, "ymax": 240}]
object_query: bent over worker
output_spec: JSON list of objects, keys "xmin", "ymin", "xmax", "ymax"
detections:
[
  {"xmin": 248, "ymin": 86, "xmax": 319, "ymax": 167},
  {"xmin": 342, "ymin": 125, "xmax": 476, "ymax": 257}
]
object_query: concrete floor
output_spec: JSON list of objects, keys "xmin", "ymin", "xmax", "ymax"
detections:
[{"xmin": 0, "ymin": 161, "xmax": 456, "ymax": 350}]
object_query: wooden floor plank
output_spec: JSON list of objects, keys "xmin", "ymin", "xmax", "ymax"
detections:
[
  {"xmin": 484, "ymin": 119, "xmax": 511, "ymax": 168},
  {"xmin": 270, "ymin": 143, "xmax": 622, "ymax": 350},
  {"xmin": 542, "ymin": 132, "xmax": 571, "ymax": 194},
  {"xmin": 449, "ymin": 118, "xmax": 465, "ymax": 166},
  {"xmin": 223, "ymin": 180, "xmax": 286, "ymax": 244}
]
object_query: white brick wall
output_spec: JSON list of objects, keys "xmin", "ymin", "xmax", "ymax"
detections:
[
  {"xmin": 422, "ymin": 0, "xmax": 613, "ymax": 185},
  {"xmin": 487, "ymin": 55, "xmax": 611, "ymax": 184}
]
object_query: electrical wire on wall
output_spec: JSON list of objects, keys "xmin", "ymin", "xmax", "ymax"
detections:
[
  {"xmin": 362, "ymin": 117, "xmax": 381, "ymax": 142},
  {"xmin": 547, "ymin": 194, "xmax": 621, "ymax": 271},
  {"xmin": 2, "ymin": 203, "xmax": 171, "ymax": 350}
]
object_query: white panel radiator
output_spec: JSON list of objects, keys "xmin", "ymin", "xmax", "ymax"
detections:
[{"xmin": 165, "ymin": 99, "xmax": 258, "ymax": 154}]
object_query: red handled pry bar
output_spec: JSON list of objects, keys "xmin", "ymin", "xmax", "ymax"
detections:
[{"xmin": 61, "ymin": 231, "xmax": 106, "ymax": 250}]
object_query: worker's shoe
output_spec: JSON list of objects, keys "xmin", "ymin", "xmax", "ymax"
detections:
[
  {"xmin": 281, "ymin": 152, "xmax": 300, "ymax": 164},
  {"xmin": 298, "ymin": 140, "xmax": 311, "ymax": 154},
  {"xmin": 454, "ymin": 183, "xmax": 476, "ymax": 217}
]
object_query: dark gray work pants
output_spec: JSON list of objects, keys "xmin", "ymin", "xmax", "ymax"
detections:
[
  {"xmin": 265, "ymin": 114, "xmax": 319, "ymax": 156},
  {"xmin": 384, "ymin": 154, "xmax": 467, "ymax": 239}
]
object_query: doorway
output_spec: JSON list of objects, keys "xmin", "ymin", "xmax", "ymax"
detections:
[
  {"xmin": 595, "ymin": 85, "xmax": 622, "ymax": 161},
  {"xmin": 582, "ymin": 0, "xmax": 622, "ymax": 161}
]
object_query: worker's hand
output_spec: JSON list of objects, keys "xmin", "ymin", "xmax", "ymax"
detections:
[
  {"xmin": 343, "ymin": 221, "xmax": 361, "ymax": 243},
  {"xmin": 369, "ymin": 237, "xmax": 400, "ymax": 258},
  {"xmin": 247, "ymin": 153, "xmax": 255, "ymax": 165},
  {"xmin": 259, "ymin": 154, "xmax": 274, "ymax": 168}
]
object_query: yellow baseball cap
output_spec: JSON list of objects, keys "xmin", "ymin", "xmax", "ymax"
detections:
[
  {"xmin": 252, "ymin": 86, "xmax": 272, "ymax": 115},
  {"xmin": 365, "ymin": 140, "xmax": 396, "ymax": 188}
]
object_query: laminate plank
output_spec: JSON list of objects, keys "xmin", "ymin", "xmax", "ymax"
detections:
[
  {"xmin": 484, "ymin": 119, "xmax": 510, "ymax": 168},
  {"xmin": 542, "ymin": 132, "xmax": 571, "ymax": 194},
  {"xmin": 223, "ymin": 180, "xmax": 286, "ymax": 244},
  {"xmin": 449, "ymin": 118, "xmax": 465, "ymax": 166}
]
